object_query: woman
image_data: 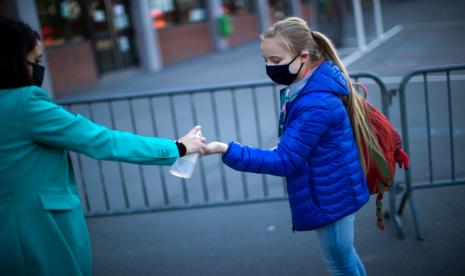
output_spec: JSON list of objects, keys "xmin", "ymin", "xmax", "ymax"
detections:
[
  {"xmin": 0, "ymin": 17, "xmax": 205, "ymax": 276},
  {"xmin": 206, "ymin": 17, "xmax": 380, "ymax": 275}
]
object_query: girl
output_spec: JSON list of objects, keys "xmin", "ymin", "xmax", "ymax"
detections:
[
  {"xmin": 0, "ymin": 17, "xmax": 205, "ymax": 276},
  {"xmin": 206, "ymin": 17, "xmax": 381, "ymax": 275}
]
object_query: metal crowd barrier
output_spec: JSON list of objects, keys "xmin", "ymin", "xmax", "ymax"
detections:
[
  {"xmin": 57, "ymin": 73, "xmax": 390, "ymax": 219},
  {"xmin": 393, "ymin": 64, "xmax": 465, "ymax": 240}
]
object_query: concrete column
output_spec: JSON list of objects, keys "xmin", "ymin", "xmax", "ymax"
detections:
[
  {"xmin": 256, "ymin": 0, "xmax": 271, "ymax": 33},
  {"xmin": 352, "ymin": 0, "xmax": 366, "ymax": 51},
  {"xmin": 372, "ymin": 0, "xmax": 384, "ymax": 38},
  {"xmin": 290, "ymin": 0, "xmax": 302, "ymax": 17},
  {"xmin": 130, "ymin": 0, "xmax": 162, "ymax": 71},
  {"xmin": 207, "ymin": 0, "xmax": 227, "ymax": 51},
  {"xmin": 5, "ymin": 0, "xmax": 53, "ymax": 95}
]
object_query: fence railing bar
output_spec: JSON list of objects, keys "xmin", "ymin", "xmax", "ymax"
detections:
[
  {"xmin": 85, "ymin": 196, "xmax": 288, "ymax": 218},
  {"xmin": 251, "ymin": 86, "xmax": 268, "ymax": 197},
  {"xmin": 399, "ymin": 64, "xmax": 465, "ymax": 85},
  {"xmin": 88, "ymin": 103, "xmax": 111, "ymax": 211},
  {"xmin": 67, "ymin": 105, "xmax": 92, "ymax": 213},
  {"xmin": 148, "ymin": 97, "xmax": 170, "ymax": 205},
  {"xmin": 423, "ymin": 73, "xmax": 434, "ymax": 184},
  {"xmin": 75, "ymin": 147, "xmax": 91, "ymax": 213},
  {"xmin": 396, "ymin": 71, "xmax": 413, "ymax": 238},
  {"xmin": 410, "ymin": 179, "xmax": 465, "ymax": 190},
  {"xmin": 445, "ymin": 71, "xmax": 456, "ymax": 181},
  {"xmin": 230, "ymin": 88, "xmax": 249, "ymax": 199},
  {"xmin": 108, "ymin": 100, "xmax": 130, "ymax": 209},
  {"xmin": 210, "ymin": 92, "xmax": 229, "ymax": 200},
  {"xmin": 169, "ymin": 95, "xmax": 189, "ymax": 204},
  {"xmin": 57, "ymin": 80, "xmax": 275, "ymax": 106},
  {"xmin": 128, "ymin": 99, "xmax": 150, "ymax": 207},
  {"xmin": 190, "ymin": 93, "xmax": 209, "ymax": 202}
]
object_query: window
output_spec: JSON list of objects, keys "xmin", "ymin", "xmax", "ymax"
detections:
[
  {"xmin": 36, "ymin": 0, "xmax": 87, "ymax": 46},
  {"xmin": 149, "ymin": 0, "xmax": 207, "ymax": 29},
  {"xmin": 222, "ymin": 0, "xmax": 255, "ymax": 15}
]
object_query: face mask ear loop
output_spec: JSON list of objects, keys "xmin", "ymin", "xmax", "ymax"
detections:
[
  {"xmin": 289, "ymin": 54, "xmax": 304, "ymax": 75},
  {"xmin": 289, "ymin": 53, "xmax": 300, "ymax": 65},
  {"xmin": 296, "ymin": 62, "xmax": 304, "ymax": 74},
  {"xmin": 289, "ymin": 52, "xmax": 306, "ymax": 73}
]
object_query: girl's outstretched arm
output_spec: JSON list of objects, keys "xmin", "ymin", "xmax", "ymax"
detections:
[{"xmin": 205, "ymin": 101, "xmax": 331, "ymax": 177}]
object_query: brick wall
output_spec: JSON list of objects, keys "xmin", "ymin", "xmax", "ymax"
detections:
[
  {"xmin": 46, "ymin": 41, "xmax": 98, "ymax": 97},
  {"xmin": 227, "ymin": 13, "xmax": 260, "ymax": 47},
  {"xmin": 158, "ymin": 22, "xmax": 213, "ymax": 65}
]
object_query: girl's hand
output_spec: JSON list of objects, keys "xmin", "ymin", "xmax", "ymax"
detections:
[
  {"xmin": 205, "ymin": 142, "xmax": 228, "ymax": 155},
  {"xmin": 178, "ymin": 125, "xmax": 207, "ymax": 155}
]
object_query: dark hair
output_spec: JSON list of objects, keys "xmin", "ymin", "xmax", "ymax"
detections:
[{"xmin": 0, "ymin": 16, "xmax": 41, "ymax": 89}]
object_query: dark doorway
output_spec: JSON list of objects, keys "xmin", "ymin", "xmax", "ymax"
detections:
[{"xmin": 84, "ymin": 0, "xmax": 138, "ymax": 74}]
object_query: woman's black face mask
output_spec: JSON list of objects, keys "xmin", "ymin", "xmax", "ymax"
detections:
[
  {"xmin": 27, "ymin": 61, "xmax": 45, "ymax": 87},
  {"xmin": 266, "ymin": 54, "xmax": 304, "ymax": 86}
]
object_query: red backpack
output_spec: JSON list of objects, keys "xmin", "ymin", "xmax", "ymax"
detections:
[{"xmin": 353, "ymin": 83, "xmax": 410, "ymax": 230}]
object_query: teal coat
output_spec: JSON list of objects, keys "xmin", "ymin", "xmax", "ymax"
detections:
[{"xmin": 0, "ymin": 86, "xmax": 179, "ymax": 276}]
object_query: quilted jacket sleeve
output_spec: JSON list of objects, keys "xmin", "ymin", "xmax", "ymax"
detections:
[
  {"xmin": 21, "ymin": 87, "xmax": 179, "ymax": 166},
  {"xmin": 222, "ymin": 100, "xmax": 331, "ymax": 177}
]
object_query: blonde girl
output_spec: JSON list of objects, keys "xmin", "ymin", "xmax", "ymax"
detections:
[{"xmin": 206, "ymin": 17, "xmax": 380, "ymax": 275}]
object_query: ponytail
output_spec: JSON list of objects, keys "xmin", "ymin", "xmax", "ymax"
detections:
[{"xmin": 312, "ymin": 31, "xmax": 383, "ymax": 173}]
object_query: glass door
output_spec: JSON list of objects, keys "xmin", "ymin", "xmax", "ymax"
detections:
[{"xmin": 86, "ymin": 0, "xmax": 138, "ymax": 74}]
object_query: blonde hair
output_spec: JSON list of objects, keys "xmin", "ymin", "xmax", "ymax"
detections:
[{"xmin": 262, "ymin": 17, "xmax": 383, "ymax": 172}]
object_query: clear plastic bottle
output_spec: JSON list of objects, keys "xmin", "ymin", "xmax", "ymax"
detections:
[
  {"xmin": 169, "ymin": 131, "xmax": 202, "ymax": 179},
  {"xmin": 169, "ymin": 152, "xmax": 199, "ymax": 179}
]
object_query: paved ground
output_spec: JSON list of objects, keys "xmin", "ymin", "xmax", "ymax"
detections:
[
  {"xmin": 66, "ymin": 0, "xmax": 465, "ymax": 275},
  {"xmin": 88, "ymin": 185, "xmax": 465, "ymax": 276},
  {"xmin": 348, "ymin": 21, "xmax": 465, "ymax": 76}
]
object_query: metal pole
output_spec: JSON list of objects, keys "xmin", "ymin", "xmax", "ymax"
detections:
[
  {"xmin": 372, "ymin": 0, "xmax": 384, "ymax": 38},
  {"xmin": 256, "ymin": 0, "xmax": 271, "ymax": 33},
  {"xmin": 131, "ymin": 0, "xmax": 162, "ymax": 71},
  {"xmin": 352, "ymin": 0, "xmax": 366, "ymax": 51},
  {"xmin": 207, "ymin": 0, "xmax": 228, "ymax": 51},
  {"xmin": 290, "ymin": 0, "xmax": 302, "ymax": 17}
]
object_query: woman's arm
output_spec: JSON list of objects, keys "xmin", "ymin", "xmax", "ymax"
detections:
[
  {"xmin": 206, "ymin": 102, "xmax": 331, "ymax": 177},
  {"xmin": 21, "ymin": 87, "xmax": 203, "ymax": 166}
]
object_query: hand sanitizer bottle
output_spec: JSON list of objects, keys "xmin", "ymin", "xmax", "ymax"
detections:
[{"xmin": 169, "ymin": 131, "xmax": 201, "ymax": 179}]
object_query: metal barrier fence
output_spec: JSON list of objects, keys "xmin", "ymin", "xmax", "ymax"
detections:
[
  {"xmin": 58, "ymin": 73, "xmax": 390, "ymax": 218},
  {"xmin": 57, "ymin": 65, "xmax": 465, "ymax": 240},
  {"xmin": 393, "ymin": 64, "xmax": 465, "ymax": 240}
]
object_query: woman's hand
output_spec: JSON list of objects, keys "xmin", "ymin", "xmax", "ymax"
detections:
[
  {"xmin": 178, "ymin": 125, "xmax": 207, "ymax": 155},
  {"xmin": 204, "ymin": 141, "xmax": 228, "ymax": 155}
]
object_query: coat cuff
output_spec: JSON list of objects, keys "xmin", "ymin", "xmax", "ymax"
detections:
[{"xmin": 222, "ymin": 141, "xmax": 242, "ymax": 167}]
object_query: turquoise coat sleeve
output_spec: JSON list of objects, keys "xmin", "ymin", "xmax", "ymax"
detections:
[{"xmin": 21, "ymin": 87, "xmax": 179, "ymax": 166}]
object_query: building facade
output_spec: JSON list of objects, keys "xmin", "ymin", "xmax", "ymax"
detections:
[{"xmin": 1, "ymin": 0, "xmax": 318, "ymax": 97}]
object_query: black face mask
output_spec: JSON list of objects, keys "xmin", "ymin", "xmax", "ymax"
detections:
[
  {"xmin": 266, "ymin": 54, "xmax": 304, "ymax": 85},
  {"xmin": 27, "ymin": 61, "xmax": 45, "ymax": 87}
]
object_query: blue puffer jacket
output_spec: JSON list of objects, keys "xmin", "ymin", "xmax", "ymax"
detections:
[{"xmin": 222, "ymin": 60, "xmax": 369, "ymax": 231}]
